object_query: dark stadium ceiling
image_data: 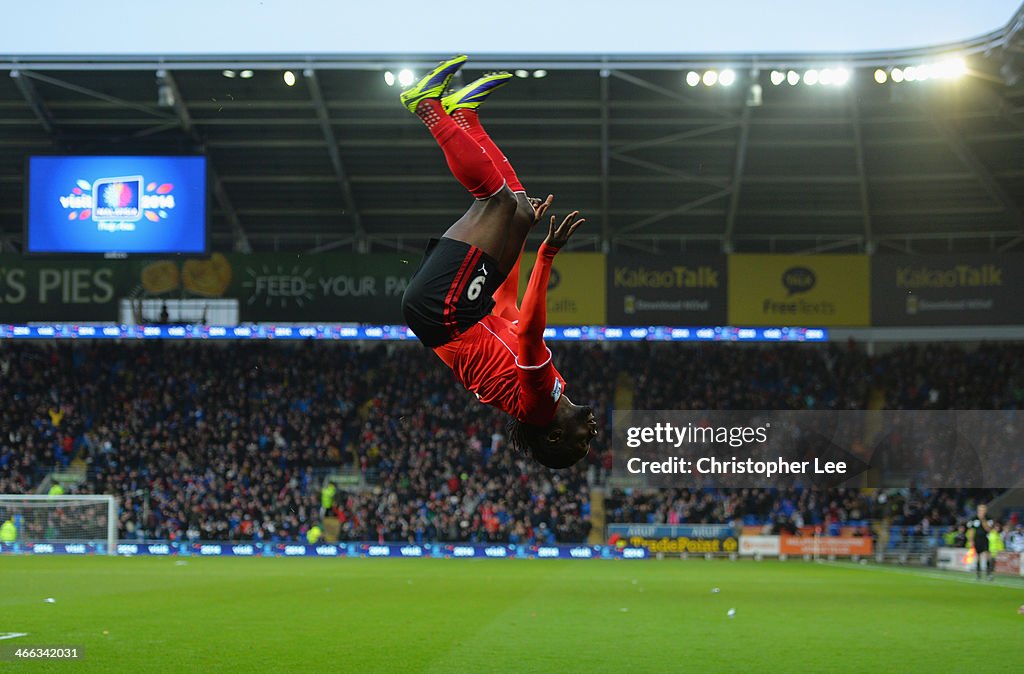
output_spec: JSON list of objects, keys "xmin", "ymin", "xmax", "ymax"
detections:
[{"xmin": 2, "ymin": 8, "xmax": 1024, "ymax": 254}]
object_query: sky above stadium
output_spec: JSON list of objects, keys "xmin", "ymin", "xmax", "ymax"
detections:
[{"xmin": 2, "ymin": 0, "xmax": 1020, "ymax": 56}]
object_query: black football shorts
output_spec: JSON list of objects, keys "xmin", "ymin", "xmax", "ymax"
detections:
[{"xmin": 402, "ymin": 237, "xmax": 506, "ymax": 348}]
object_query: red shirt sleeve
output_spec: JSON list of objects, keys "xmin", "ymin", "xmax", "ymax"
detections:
[
  {"xmin": 517, "ymin": 243, "xmax": 557, "ymax": 367},
  {"xmin": 517, "ymin": 355, "xmax": 565, "ymax": 426},
  {"xmin": 515, "ymin": 244, "xmax": 565, "ymax": 425}
]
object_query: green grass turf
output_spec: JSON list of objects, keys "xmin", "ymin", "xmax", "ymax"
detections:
[{"xmin": 0, "ymin": 556, "xmax": 1022, "ymax": 673}]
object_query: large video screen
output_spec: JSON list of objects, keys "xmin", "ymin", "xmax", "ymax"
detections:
[{"xmin": 26, "ymin": 155, "xmax": 207, "ymax": 254}]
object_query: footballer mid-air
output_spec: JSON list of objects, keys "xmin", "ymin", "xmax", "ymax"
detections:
[{"xmin": 400, "ymin": 55, "xmax": 598, "ymax": 469}]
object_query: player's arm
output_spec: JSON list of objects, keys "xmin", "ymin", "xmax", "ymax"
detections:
[{"xmin": 517, "ymin": 211, "xmax": 585, "ymax": 365}]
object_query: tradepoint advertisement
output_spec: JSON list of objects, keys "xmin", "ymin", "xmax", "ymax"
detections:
[{"xmin": 607, "ymin": 524, "xmax": 739, "ymax": 554}]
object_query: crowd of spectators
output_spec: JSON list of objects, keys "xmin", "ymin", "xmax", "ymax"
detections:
[
  {"xmin": 629, "ymin": 341, "xmax": 1024, "ymax": 411},
  {"xmin": 1, "ymin": 341, "xmax": 1023, "ymax": 545},
  {"xmin": 604, "ymin": 487, "xmax": 994, "ymax": 531}
]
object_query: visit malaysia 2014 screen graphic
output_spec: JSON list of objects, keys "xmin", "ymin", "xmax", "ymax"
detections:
[{"xmin": 26, "ymin": 155, "xmax": 207, "ymax": 254}]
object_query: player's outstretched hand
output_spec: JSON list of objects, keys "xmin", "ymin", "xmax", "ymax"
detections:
[
  {"xmin": 544, "ymin": 210, "xmax": 585, "ymax": 249},
  {"xmin": 530, "ymin": 194, "xmax": 554, "ymax": 227}
]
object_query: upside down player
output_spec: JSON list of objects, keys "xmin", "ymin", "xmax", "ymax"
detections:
[{"xmin": 399, "ymin": 55, "xmax": 598, "ymax": 469}]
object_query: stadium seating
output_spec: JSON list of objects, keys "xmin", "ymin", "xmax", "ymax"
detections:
[{"xmin": 1, "ymin": 341, "xmax": 1020, "ymax": 544}]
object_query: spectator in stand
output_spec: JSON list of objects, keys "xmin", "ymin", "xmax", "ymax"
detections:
[
  {"xmin": 0, "ymin": 517, "xmax": 16, "ymax": 543},
  {"xmin": 1006, "ymin": 524, "xmax": 1024, "ymax": 552},
  {"xmin": 320, "ymin": 482, "xmax": 336, "ymax": 519},
  {"xmin": 306, "ymin": 524, "xmax": 323, "ymax": 545}
]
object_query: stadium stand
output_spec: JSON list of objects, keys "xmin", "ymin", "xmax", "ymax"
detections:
[{"xmin": 1, "ymin": 340, "xmax": 1020, "ymax": 547}]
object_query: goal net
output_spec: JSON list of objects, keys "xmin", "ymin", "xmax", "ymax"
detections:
[{"xmin": 0, "ymin": 495, "xmax": 117, "ymax": 554}]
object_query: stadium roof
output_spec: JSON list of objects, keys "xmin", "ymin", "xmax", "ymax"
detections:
[
  {"xmin": 2, "ymin": 5, "xmax": 1024, "ymax": 254},
  {"xmin": 2, "ymin": 1, "xmax": 1019, "ymax": 56}
]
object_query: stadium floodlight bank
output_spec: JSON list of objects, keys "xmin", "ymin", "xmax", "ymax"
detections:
[{"xmin": 0, "ymin": 495, "xmax": 117, "ymax": 555}]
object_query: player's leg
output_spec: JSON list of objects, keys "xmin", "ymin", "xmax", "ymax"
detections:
[
  {"xmin": 401, "ymin": 58, "xmax": 525, "ymax": 345},
  {"xmin": 402, "ymin": 56, "xmax": 520, "ymax": 266},
  {"xmin": 440, "ymin": 189, "xmax": 522, "ymax": 275},
  {"xmin": 976, "ymin": 550, "xmax": 987, "ymax": 578},
  {"xmin": 447, "ymin": 73, "xmax": 525, "ymax": 194},
  {"xmin": 443, "ymin": 72, "xmax": 538, "ymax": 273}
]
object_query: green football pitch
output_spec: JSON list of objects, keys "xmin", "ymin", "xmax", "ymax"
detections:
[{"xmin": 0, "ymin": 556, "xmax": 1021, "ymax": 673}]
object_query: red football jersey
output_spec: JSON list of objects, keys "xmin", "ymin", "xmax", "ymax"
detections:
[{"xmin": 434, "ymin": 314, "xmax": 566, "ymax": 426}]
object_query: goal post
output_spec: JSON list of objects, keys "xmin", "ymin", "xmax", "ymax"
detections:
[{"xmin": 0, "ymin": 495, "xmax": 118, "ymax": 555}]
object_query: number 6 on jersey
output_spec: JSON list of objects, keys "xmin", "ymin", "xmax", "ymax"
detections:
[{"xmin": 467, "ymin": 274, "xmax": 486, "ymax": 301}]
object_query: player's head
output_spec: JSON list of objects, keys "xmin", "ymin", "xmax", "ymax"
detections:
[{"xmin": 507, "ymin": 397, "xmax": 598, "ymax": 469}]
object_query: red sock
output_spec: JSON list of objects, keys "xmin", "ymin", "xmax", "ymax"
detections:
[
  {"xmin": 451, "ymin": 109, "xmax": 524, "ymax": 193},
  {"xmin": 415, "ymin": 100, "xmax": 505, "ymax": 199}
]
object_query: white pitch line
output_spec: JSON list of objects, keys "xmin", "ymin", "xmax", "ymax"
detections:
[
  {"xmin": 0, "ymin": 633, "xmax": 28, "ymax": 641},
  {"xmin": 823, "ymin": 561, "xmax": 1024, "ymax": 590}
]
